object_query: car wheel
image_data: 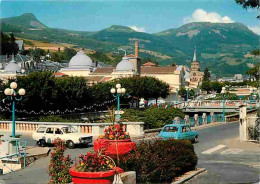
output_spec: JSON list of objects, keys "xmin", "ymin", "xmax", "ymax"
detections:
[
  {"xmin": 67, "ymin": 140, "xmax": 75, "ymax": 149},
  {"xmin": 39, "ymin": 139, "xmax": 46, "ymax": 147},
  {"xmin": 192, "ymin": 136, "xmax": 198, "ymax": 143}
]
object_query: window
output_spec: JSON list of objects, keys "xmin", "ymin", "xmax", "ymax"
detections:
[
  {"xmin": 55, "ymin": 128, "xmax": 62, "ymax": 134},
  {"xmin": 185, "ymin": 126, "xmax": 191, "ymax": 132},
  {"xmin": 46, "ymin": 128, "xmax": 54, "ymax": 134},
  {"xmin": 61, "ymin": 126, "xmax": 77, "ymax": 134},
  {"xmin": 37, "ymin": 127, "xmax": 46, "ymax": 133},
  {"xmin": 163, "ymin": 126, "xmax": 178, "ymax": 133},
  {"xmin": 182, "ymin": 126, "xmax": 188, "ymax": 133}
]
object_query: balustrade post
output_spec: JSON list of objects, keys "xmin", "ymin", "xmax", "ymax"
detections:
[
  {"xmin": 194, "ymin": 114, "xmax": 199, "ymax": 127},
  {"xmin": 202, "ymin": 113, "xmax": 207, "ymax": 125},
  {"xmin": 210, "ymin": 112, "xmax": 215, "ymax": 123},
  {"xmin": 174, "ymin": 117, "xmax": 180, "ymax": 124},
  {"xmin": 184, "ymin": 115, "xmax": 190, "ymax": 125}
]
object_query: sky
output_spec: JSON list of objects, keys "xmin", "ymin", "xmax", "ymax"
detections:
[{"xmin": 0, "ymin": 0, "xmax": 259, "ymax": 34}]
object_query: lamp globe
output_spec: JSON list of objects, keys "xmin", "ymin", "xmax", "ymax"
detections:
[
  {"xmin": 116, "ymin": 84, "xmax": 121, "ymax": 89},
  {"xmin": 10, "ymin": 82, "xmax": 18, "ymax": 89},
  {"xmin": 4, "ymin": 88, "xmax": 11, "ymax": 96},
  {"xmin": 121, "ymin": 88, "xmax": 126, "ymax": 94},
  {"xmin": 18, "ymin": 88, "xmax": 26, "ymax": 96},
  {"xmin": 110, "ymin": 88, "xmax": 116, "ymax": 94}
]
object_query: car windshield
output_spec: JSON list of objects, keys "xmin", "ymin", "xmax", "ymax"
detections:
[
  {"xmin": 61, "ymin": 126, "xmax": 78, "ymax": 133},
  {"xmin": 163, "ymin": 126, "xmax": 178, "ymax": 133}
]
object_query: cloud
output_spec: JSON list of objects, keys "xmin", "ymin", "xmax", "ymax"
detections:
[
  {"xmin": 248, "ymin": 26, "xmax": 260, "ymax": 35},
  {"xmin": 129, "ymin": 25, "xmax": 146, "ymax": 32},
  {"xmin": 184, "ymin": 9, "xmax": 234, "ymax": 24}
]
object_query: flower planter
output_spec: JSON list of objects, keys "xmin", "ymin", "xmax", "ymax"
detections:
[
  {"xmin": 69, "ymin": 167, "xmax": 116, "ymax": 184},
  {"xmin": 94, "ymin": 139, "xmax": 136, "ymax": 157}
]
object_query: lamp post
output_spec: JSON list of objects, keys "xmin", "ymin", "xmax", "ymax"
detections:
[
  {"xmin": 249, "ymin": 87, "xmax": 257, "ymax": 110},
  {"xmin": 110, "ymin": 83, "xmax": 126, "ymax": 111},
  {"xmin": 175, "ymin": 88, "xmax": 178, "ymax": 103},
  {"xmin": 186, "ymin": 87, "xmax": 190, "ymax": 101},
  {"xmin": 221, "ymin": 87, "xmax": 226, "ymax": 123},
  {"xmin": 4, "ymin": 82, "xmax": 26, "ymax": 137}
]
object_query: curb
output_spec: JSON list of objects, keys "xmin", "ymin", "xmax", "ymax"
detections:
[{"xmin": 172, "ymin": 168, "xmax": 206, "ymax": 184}]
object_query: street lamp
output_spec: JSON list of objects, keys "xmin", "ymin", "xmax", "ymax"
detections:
[
  {"xmin": 175, "ymin": 88, "xmax": 178, "ymax": 103},
  {"xmin": 221, "ymin": 86, "xmax": 226, "ymax": 123},
  {"xmin": 4, "ymin": 82, "xmax": 26, "ymax": 137},
  {"xmin": 110, "ymin": 83, "xmax": 126, "ymax": 111},
  {"xmin": 249, "ymin": 87, "xmax": 257, "ymax": 110},
  {"xmin": 185, "ymin": 87, "xmax": 190, "ymax": 101}
]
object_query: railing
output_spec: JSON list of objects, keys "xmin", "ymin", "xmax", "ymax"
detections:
[
  {"xmin": 0, "ymin": 139, "xmax": 27, "ymax": 174},
  {"xmin": 172, "ymin": 100, "xmax": 256, "ymax": 109},
  {"xmin": 226, "ymin": 109, "xmax": 258, "ymax": 122},
  {"xmin": 0, "ymin": 121, "xmax": 143, "ymax": 139}
]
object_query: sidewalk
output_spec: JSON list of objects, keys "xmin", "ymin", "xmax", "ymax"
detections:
[{"xmin": 223, "ymin": 137, "xmax": 260, "ymax": 153}]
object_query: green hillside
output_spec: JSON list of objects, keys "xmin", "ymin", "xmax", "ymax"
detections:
[{"xmin": 1, "ymin": 13, "xmax": 259, "ymax": 76}]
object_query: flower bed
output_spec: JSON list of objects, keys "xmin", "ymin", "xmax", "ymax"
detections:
[
  {"xmin": 70, "ymin": 152, "xmax": 120, "ymax": 184},
  {"xmin": 94, "ymin": 124, "xmax": 136, "ymax": 158}
]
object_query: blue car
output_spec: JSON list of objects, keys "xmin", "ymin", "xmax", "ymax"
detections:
[{"xmin": 158, "ymin": 124, "xmax": 198, "ymax": 143}]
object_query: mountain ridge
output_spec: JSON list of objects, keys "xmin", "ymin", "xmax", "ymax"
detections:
[{"xmin": 1, "ymin": 13, "xmax": 259, "ymax": 77}]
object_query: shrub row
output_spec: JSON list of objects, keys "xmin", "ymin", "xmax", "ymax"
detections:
[{"xmin": 121, "ymin": 107, "xmax": 185, "ymax": 129}]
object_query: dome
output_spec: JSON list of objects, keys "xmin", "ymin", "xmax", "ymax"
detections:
[
  {"xmin": 4, "ymin": 58, "xmax": 21, "ymax": 73},
  {"xmin": 68, "ymin": 50, "xmax": 93, "ymax": 69},
  {"xmin": 116, "ymin": 57, "xmax": 135, "ymax": 72}
]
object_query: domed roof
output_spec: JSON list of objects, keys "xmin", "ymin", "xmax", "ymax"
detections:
[
  {"xmin": 116, "ymin": 57, "xmax": 135, "ymax": 72},
  {"xmin": 68, "ymin": 50, "xmax": 93, "ymax": 69},
  {"xmin": 4, "ymin": 57, "xmax": 21, "ymax": 73}
]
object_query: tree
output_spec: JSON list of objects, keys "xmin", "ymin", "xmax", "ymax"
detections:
[
  {"xmin": 215, "ymin": 92, "xmax": 239, "ymax": 100},
  {"xmin": 252, "ymin": 49, "xmax": 260, "ymax": 56},
  {"xmin": 10, "ymin": 33, "xmax": 19, "ymax": 55},
  {"xmin": 246, "ymin": 63, "xmax": 259, "ymax": 81},
  {"xmin": 210, "ymin": 81, "xmax": 223, "ymax": 93},
  {"xmin": 9, "ymin": 72, "xmax": 93, "ymax": 114},
  {"xmin": 63, "ymin": 47, "xmax": 76, "ymax": 61},
  {"xmin": 235, "ymin": 0, "xmax": 259, "ymax": 19},
  {"xmin": 0, "ymin": 31, "xmax": 19, "ymax": 56},
  {"xmin": 203, "ymin": 67, "xmax": 211, "ymax": 82},
  {"xmin": 92, "ymin": 76, "xmax": 170, "ymax": 107},
  {"xmin": 30, "ymin": 48, "xmax": 46, "ymax": 62},
  {"xmin": 51, "ymin": 52, "xmax": 64, "ymax": 62},
  {"xmin": 115, "ymin": 76, "xmax": 170, "ymax": 103},
  {"xmin": 178, "ymin": 87, "xmax": 195, "ymax": 100},
  {"xmin": 201, "ymin": 81, "xmax": 211, "ymax": 94}
]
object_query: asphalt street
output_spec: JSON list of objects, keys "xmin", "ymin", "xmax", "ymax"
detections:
[
  {"xmin": 1, "ymin": 122, "xmax": 259, "ymax": 184},
  {"xmin": 187, "ymin": 122, "xmax": 260, "ymax": 184}
]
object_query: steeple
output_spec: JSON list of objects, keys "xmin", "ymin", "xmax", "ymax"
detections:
[{"xmin": 192, "ymin": 46, "xmax": 196, "ymax": 62}]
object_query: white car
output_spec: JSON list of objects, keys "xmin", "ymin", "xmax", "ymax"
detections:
[{"xmin": 32, "ymin": 125, "xmax": 92, "ymax": 149}]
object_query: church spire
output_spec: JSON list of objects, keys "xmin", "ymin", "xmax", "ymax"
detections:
[{"xmin": 193, "ymin": 46, "xmax": 196, "ymax": 62}]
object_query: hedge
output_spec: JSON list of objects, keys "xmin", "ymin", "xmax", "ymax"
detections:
[
  {"xmin": 119, "ymin": 139, "xmax": 198, "ymax": 183},
  {"xmin": 121, "ymin": 107, "xmax": 185, "ymax": 129}
]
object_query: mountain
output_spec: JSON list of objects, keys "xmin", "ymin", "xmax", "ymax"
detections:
[
  {"xmin": 1, "ymin": 13, "xmax": 259, "ymax": 76},
  {"xmin": 1, "ymin": 13, "xmax": 47, "ymax": 29}
]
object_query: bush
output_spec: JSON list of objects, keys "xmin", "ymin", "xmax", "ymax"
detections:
[
  {"xmin": 122, "ymin": 107, "xmax": 185, "ymax": 129},
  {"xmin": 48, "ymin": 138, "xmax": 73, "ymax": 184},
  {"xmin": 119, "ymin": 139, "xmax": 197, "ymax": 183},
  {"xmin": 248, "ymin": 118, "xmax": 260, "ymax": 141}
]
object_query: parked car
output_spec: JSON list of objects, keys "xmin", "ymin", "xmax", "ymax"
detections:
[
  {"xmin": 157, "ymin": 124, "xmax": 198, "ymax": 143},
  {"xmin": 32, "ymin": 125, "xmax": 92, "ymax": 149}
]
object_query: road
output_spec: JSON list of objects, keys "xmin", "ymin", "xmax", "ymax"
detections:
[
  {"xmin": 188, "ymin": 122, "xmax": 260, "ymax": 184},
  {"xmin": 1, "ymin": 122, "xmax": 259, "ymax": 184}
]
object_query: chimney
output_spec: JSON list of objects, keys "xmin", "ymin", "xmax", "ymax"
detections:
[{"xmin": 135, "ymin": 42, "xmax": 139, "ymax": 58}]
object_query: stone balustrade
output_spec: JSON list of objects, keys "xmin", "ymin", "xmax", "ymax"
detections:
[
  {"xmin": 0, "ymin": 121, "xmax": 144, "ymax": 140},
  {"xmin": 173, "ymin": 100, "xmax": 256, "ymax": 109}
]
